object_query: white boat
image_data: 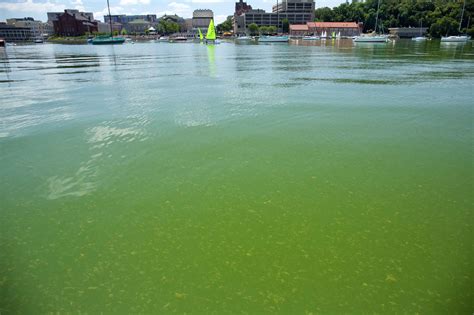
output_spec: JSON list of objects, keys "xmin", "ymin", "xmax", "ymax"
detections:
[
  {"xmin": 353, "ymin": 0, "xmax": 389, "ymax": 43},
  {"xmin": 302, "ymin": 35, "xmax": 320, "ymax": 40},
  {"xmin": 412, "ymin": 36, "xmax": 428, "ymax": 41},
  {"xmin": 321, "ymin": 31, "xmax": 327, "ymax": 39},
  {"xmin": 412, "ymin": 19, "xmax": 427, "ymax": 41},
  {"xmin": 336, "ymin": 31, "xmax": 341, "ymax": 39},
  {"xmin": 172, "ymin": 36, "xmax": 187, "ymax": 42},
  {"xmin": 158, "ymin": 36, "xmax": 169, "ymax": 42},
  {"xmin": 354, "ymin": 35, "xmax": 389, "ymax": 43},
  {"xmin": 235, "ymin": 36, "xmax": 253, "ymax": 42},
  {"xmin": 441, "ymin": 35, "xmax": 470, "ymax": 42},
  {"xmin": 258, "ymin": 36, "xmax": 289, "ymax": 43},
  {"xmin": 441, "ymin": 0, "xmax": 470, "ymax": 43},
  {"xmin": 33, "ymin": 38, "xmax": 43, "ymax": 43}
]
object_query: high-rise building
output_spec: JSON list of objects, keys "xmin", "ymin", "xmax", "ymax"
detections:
[
  {"xmin": 192, "ymin": 9, "xmax": 214, "ymax": 29},
  {"xmin": 233, "ymin": 0, "xmax": 315, "ymax": 34},
  {"xmin": 6, "ymin": 17, "xmax": 43, "ymax": 38}
]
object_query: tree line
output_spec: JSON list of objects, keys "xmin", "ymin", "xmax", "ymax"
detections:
[{"xmin": 315, "ymin": 0, "xmax": 473, "ymax": 37}]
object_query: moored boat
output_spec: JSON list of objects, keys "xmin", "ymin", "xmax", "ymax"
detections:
[
  {"xmin": 235, "ymin": 36, "xmax": 253, "ymax": 41},
  {"xmin": 92, "ymin": 35, "xmax": 125, "ymax": 45},
  {"xmin": 441, "ymin": 35, "xmax": 470, "ymax": 42},
  {"xmin": 353, "ymin": 0, "xmax": 389, "ymax": 43},
  {"xmin": 412, "ymin": 36, "xmax": 427, "ymax": 41},
  {"xmin": 303, "ymin": 35, "xmax": 320, "ymax": 40},
  {"xmin": 441, "ymin": 0, "xmax": 470, "ymax": 43},
  {"xmin": 258, "ymin": 35, "xmax": 289, "ymax": 43},
  {"xmin": 0, "ymin": 38, "xmax": 5, "ymax": 47},
  {"xmin": 354, "ymin": 34, "xmax": 389, "ymax": 43}
]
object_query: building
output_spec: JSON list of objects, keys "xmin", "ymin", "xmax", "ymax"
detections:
[
  {"xmin": 51, "ymin": 10, "xmax": 98, "ymax": 36},
  {"xmin": 388, "ymin": 27, "xmax": 428, "ymax": 38},
  {"xmin": 192, "ymin": 9, "xmax": 214, "ymax": 29},
  {"xmin": 235, "ymin": 0, "xmax": 252, "ymax": 16},
  {"xmin": 233, "ymin": 0, "xmax": 314, "ymax": 34},
  {"xmin": 126, "ymin": 19, "xmax": 151, "ymax": 34},
  {"xmin": 48, "ymin": 10, "xmax": 94, "ymax": 24},
  {"xmin": 6, "ymin": 17, "xmax": 43, "ymax": 38},
  {"xmin": 104, "ymin": 15, "xmax": 157, "ymax": 24},
  {"xmin": 289, "ymin": 22, "xmax": 362, "ymax": 37},
  {"xmin": 97, "ymin": 22, "xmax": 122, "ymax": 34},
  {"xmin": 158, "ymin": 14, "xmax": 187, "ymax": 31},
  {"xmin": 0, "ymin": 22, "xmax": 32, "ymax": 42}
]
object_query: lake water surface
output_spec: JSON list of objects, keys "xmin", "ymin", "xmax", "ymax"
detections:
[{"xmin": 1, "ymin": 40, "xmax": 473, "ymax": 313}]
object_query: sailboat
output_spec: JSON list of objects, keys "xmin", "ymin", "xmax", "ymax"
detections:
[
  {"xmin": 321, "ymin": 31, "xmax": 327, "ymax": 40},
  {"xmin": 92, "ymin": 0, "xmax": 125, "ymax": 44},
  {"xmin": 198, "ymin": 28, "xmax": 204, "ymax": 42},
  {"xmin": 353, "ymin": 0, "xmax": 389, "ymax": 43},
  {"xmin": 441, "ymin": 0, "xmax": 471, "ymax": 42},
  {"xmin": 412, "ymin": 19, "xmax": 427, "ymax": 41},
  {"xmin": 205, "ymin": 19, "xmax": 219, "ymax": 44}
]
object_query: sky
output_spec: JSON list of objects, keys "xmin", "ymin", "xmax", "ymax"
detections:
[{"xmin": 0, "ymin": 0, "xmax": 347, "ymax": 24}]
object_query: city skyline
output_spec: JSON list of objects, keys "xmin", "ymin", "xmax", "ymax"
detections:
[{"xmin": 0, "ymin": 0, "xmax": 347, "ymax": 23}]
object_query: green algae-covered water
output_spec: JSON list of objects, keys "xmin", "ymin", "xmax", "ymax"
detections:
[{"xmin": 0, "ymin": 40, "xmax": 473, "ymax": 313}]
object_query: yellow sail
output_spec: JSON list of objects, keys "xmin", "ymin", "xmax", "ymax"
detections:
[
  {"xmin": 205, "ymin": 19, "xmax": 216, "ymax": 41},
  {"xmin": 198, "ymin": 28, "xmax": 204, "ymax": 41}
]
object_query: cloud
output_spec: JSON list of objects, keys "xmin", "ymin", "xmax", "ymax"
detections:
[
  {"xmin": 71, "ymin": 0, "xmax": 85, "ymax": 12},
  {"xmin": 94, "ymin": 6, "xmax": 125, "ymax": 22},
  {"xmin": 189, "ymin": 0, "xmax": 225, "ymax": 3},
  {"xmin": 156, "ymin": 2, "xmax": 192, "ymax": 17},
  {"xmin": 214, "ymin": 14, "xmax": 227, "ymax": 24},
  {"xmin": 119, "ymin": 0, "xmax": 150, "ymax": 5},
  {"xmin": 0, "ymin": 0, "xmax": 65, "ymax": 13}
]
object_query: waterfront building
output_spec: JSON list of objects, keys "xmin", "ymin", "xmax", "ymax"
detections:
[
  {"xmin": 235, "ymin": 0, "xmax": 253, "ymax": 16},
  {"xmin": 389, "ymin": 27, "xmax": 428, "ymax": 38},
  {"xmin": 233, "ymin": 0, "xmax": 314, "ymax": 34},
  {"xmin": 158, "ymin": 14, "xmax": 187, "ymax": 31},
  {"xmin": 97, "ymin": 22, "xmax": 122, "ymax": 34},
  {"xmin": 104, "ymin": 14, "xmax": 157, "ymax": 24},
  {"xmin": 126, "ymin": 19, "xmax": 151, "ymax": 35},
  {"xmin": 289, "ymin": 21, "xmax": 362, "ymax": 37},
  {"xmin": 192, "ymin": 9, "xmax": 214, "ymax": 29},
  {"xmin": 0, "ymin": 22, "xmax": 32, "ymax": 41},
  {"xmin": 48, "ymin": 10, "xmax": 97, "ymax": 36},
  {"xmin": 48, "ymin": 10, "xmax": 94, "ymax": 24},
  {"xmin": 6, "ymin": 17, "xmax": 43, "ymax": 39}
]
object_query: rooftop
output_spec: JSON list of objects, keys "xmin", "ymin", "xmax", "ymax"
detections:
[{"xmin": 307, "ymin": 22, "xmax": 359, "ymax": 28}]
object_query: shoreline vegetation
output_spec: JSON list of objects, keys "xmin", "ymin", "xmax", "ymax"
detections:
[{"xmin": 316, "ymin": 0, "xmax": 473, "ymax": 37}]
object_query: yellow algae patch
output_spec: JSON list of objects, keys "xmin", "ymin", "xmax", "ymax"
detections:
[
  {"xmin": 385, "ymin": 274, "xmax": 397, "ymax": 283},
  {"xmin": 175, "ymin": 292, "xmax": 187, "ymax": 299}
]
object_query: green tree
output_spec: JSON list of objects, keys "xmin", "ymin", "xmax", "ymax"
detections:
[
  {"xmin": 121, "ymin": 28, "xmax": 127, "ymax": 35},
  {"xmin": 248, "ymin": 23, "xmax": 259, "ymax": 36},
  {"xmin": 259, "ymin": 26, "xmax": 269, "ymax": 35},
  {"xmin": 312, "ymin": 0, "xmax": 473, "ymax": 37},
  {"xmin": 268, "ymin": 26, "xmax": 277, "ymax": 34},
  {"xmin": 315, "ymin": 7, "xmax": 334, "ymax": 22},
  {"xmin": 282, "ymin": 18, "xmax": 289, "ymax": 33},
  {"xmin": 217, "ymin": 16, "xmax": 233, "ymax": 33},
  {"xmin": 113, "ymin": 30, "xmax": 119, "ymax": 36}
]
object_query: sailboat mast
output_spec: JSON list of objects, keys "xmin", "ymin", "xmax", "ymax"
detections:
[
  {"xmin": 374, "ymin": 0, "xmax": 381, "ymax": 33},
  {"xmin": 459, "ymin": 0, "xmax": 466, "ymax": 32},
  {"xmin": 277, "ymin": 0, "xmax": 279, "ymax": 33},
  {"xmin": 107, "ymin": 0, "xmax": 113, "ymax": 37}
]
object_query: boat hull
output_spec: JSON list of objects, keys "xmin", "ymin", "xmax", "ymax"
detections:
[
  {"xmin": 353, "ymin": 35, "xmax": 389, "ymax": 43},
  {"xmin": 441, "ymin": 36, "xmax": 470, "ymax": 42},
  {"xmin": 92, "ymin": 37, "xmax": 125, "ymax": 45},
  {"xmin": 303, "ymin": 36, "xmax": 320, "ymax": 41},
  {"xmin": 258, "ymin": 36, "xmax": 289, "ymax": 43}
]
